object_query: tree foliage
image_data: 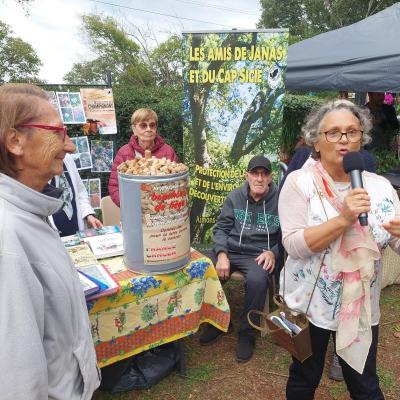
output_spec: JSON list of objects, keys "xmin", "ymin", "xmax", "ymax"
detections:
[
  {"xmin": 281, "ymin": 94, "xmax": 325, "ymax": 157},
  {"xmin": 63, "ymin": 59, "xmax": 107, "ymax": 85},
  {"xmin": 0, "ymin": 20, "xmax": 42, "ymax": 83},
  {"xmin": 10, "ymin": 0, "xmax": 34, "ymax": 4},
  {"xmin": 149, "ymin": 35, "xmax": 183, "ymax": 87},
  {"xmin": 3, "ymin": 0, "xmax": 35, "ymax": 14},
  {"xmin": 64, "ymin": 14, "xmax": 153, "ymax": 86},
  {"xmin": 258, "ymin": 0, "xmax": 399, "ymax": 40},
  {"xmin": 184, "ymin": 32, "xmax": 286, "ymax": 165},
  {"xmin": 63, "ymin": 14, "xmax": 183, "ymax": 87}
]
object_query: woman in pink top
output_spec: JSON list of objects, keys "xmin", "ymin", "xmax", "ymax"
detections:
[
  {"xmin": 279, "ymin": 100, "xmax": 400, "ymax": 400},
  {"xmin": 108, "ymin": 108, "xmax": 179, "ymax": 206}
]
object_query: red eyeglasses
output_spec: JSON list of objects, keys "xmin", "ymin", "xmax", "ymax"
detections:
[
  {"xmin": 136, "ymin": 122, "xmax": 157, "ymax": 130},
  {"xmin": 15, "ymin": 124, "xmax": 68, "ymax": 141}
]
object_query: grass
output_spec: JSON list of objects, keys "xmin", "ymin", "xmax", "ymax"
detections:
[
  {"xmin": 187, "ymin": 362, "xmax": 217, "ymax": 383},
  {"xmin": 377, "ymin": 366, "xmax": 399, "ymax": 392},
  {"xmin": 326, "ymin": 382, "xmax": 347, "ymax": 400},
  {"xmin": 93, "ymin": 283, "xmax": 400, "ymax": 400}
]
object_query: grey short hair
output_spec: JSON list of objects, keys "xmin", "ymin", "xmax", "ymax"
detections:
[{"xmin": 302, "ymin": 100, "xmax": 372, "ymax": 159}]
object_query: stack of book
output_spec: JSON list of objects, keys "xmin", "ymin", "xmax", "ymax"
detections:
[
  {"xmin": 66, "ymin": 239, "xmax": 120, "ymax": 300},
  {"xmin": 77, "ymin": 270, "xmax": 101, "ymax": 297},
  {"xmin": 78, "ymin": 262, "xmax": 120, "ymax": 301}
]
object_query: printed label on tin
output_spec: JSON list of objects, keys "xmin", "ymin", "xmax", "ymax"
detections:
[{"xmin": 141, "ymin": 178, "xmax": 190, "ymax": 265}]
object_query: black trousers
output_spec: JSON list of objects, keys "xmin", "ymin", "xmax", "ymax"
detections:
[
  {"xmin": 286, "ymin": 323, "xmax": 384, "ymax": 400},
  {"xmin": 207, "ymin": 251, "xmax": 270, "ymax": 337}
]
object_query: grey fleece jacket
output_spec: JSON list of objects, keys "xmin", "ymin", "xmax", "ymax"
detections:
[
  {"xmin": 213, "ymin": 181, "xmax": 280, "ymax": 258},
  {"xmin": 0, "ymin": 173, "xmax": 100, "ymax": 400}
]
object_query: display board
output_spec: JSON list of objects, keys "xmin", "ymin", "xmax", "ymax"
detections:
[{"xmin": 182, "ymin": 29, "xmax": 289, "ymax": 246}]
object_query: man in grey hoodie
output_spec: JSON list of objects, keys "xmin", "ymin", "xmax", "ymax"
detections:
[{"xmin": 199, "ymin": 155, "xmax": 280, "ymax": 362}]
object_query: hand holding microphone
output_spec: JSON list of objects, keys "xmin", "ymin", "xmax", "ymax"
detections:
[{"xmin": 342, "ymin": 152, "xmax": 371, "ymax": 226}]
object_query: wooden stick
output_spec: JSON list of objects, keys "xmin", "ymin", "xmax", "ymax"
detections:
[
  {"xmin": 208, "ymin": 370, "xmax": 288, "ymax": 382},
  {"xmin": 253, "ymin": 370, "xmax": 289, "ymax": 379},
  {"xmin": 381, "ymin": 319, "xmax": 400, "ymax": 327},
  {"xmin": 154, "ymin": 394, "xmax": 176, "ymax": 400},
  {"xmin": 260, "ymin": 370, "xmax": 289, "ymax": 378}
]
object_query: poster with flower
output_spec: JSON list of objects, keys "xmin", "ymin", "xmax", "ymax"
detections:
[{"xmin": 56, "ymin": 92, "xmax": 86, "ymax": 124}]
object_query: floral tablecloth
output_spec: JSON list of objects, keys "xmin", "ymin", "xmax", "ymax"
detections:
[{"xmin": 88, "ymin": 250, "xmax": 230, "ymax": 368}]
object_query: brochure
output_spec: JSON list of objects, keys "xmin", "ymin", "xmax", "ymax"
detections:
[
  {"xmin": 78, "ymin": 225, "xmax": 121, "ymax": 240},
  {"xmin": 61, "ymin": 234, "xmax": 81, "ymax": 248},
  {"xmin": 85, "ymin": 232, "xmax": 124, "ymax": 259},
  {"xmin": 67, "ymin": 243, "xmax": 98, "ymax": 268}
]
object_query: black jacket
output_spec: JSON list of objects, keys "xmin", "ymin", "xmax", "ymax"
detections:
[{"xmin": 213, "ymin": 181, "xmax": 280, "ymax": 258}]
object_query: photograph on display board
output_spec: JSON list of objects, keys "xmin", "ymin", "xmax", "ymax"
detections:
[
  {"xmin": 90, "ymin": 179, "xmax": 101, "ymax": 209},
  {"xmin": 81, "ymin": 178, "xmax": 90, "ymax": 193},
  {"xmin": 71, "ymin": 153, "xmax": 82, "ymax": 170},
  {"xmin": 81, "ymin": 178, "xmax": 101, "ymax": 210},
  {"xmin": 80, "ymin": 152, "xmax": 93, "ymax": 169},
  {"xmin": 90, "ymin": 140, "xmax": 113, "ymax": 172},
  {"xmin": 60, "ymin": 108, "xmax": 74, "ymax": 123},
  {"xmin": 80, "ymin": 88, "xmax": 118, "ymax": 135},
  {"xmin": 72, "ymin": 107, "xmax": 86, "ymax": 123},
  {"xmin": 46, "ymin": 91, "xmax": 60, "ymax": 113},
  {"xmin": 76, "ymin": 136, "xmax": 89, "ymax": 153},
  {"xmin": 56, "ymin": 92, "xmax": 86, "ymax": 124},
  {"xmin": 58, "ymin": 92, "xmax": 71, "ymax": 107},
  {"xmin": 70, "ymin": 136, "xmax": 92, "ymax": 170}
]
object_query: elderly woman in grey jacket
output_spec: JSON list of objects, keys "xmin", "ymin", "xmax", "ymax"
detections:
[{"xmin": 0, "ymin": 83, "xmax": 100, "ymax": 400}]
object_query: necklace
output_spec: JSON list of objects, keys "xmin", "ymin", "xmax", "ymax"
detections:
[{"xmin": 335, "ymin": 182, "xmax": 351, "ymax": 192}]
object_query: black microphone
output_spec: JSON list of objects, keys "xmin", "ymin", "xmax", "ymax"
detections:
[{"xmin": 343, "ymin": 152, "xmax": 368, "ymax": 226}]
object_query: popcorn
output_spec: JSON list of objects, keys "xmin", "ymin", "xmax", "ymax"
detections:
[{"xmin": 118, "ymin": 155, "xmax": 188, "ymax": 176}]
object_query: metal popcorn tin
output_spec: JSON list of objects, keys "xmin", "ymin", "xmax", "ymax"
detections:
[{"xmin": 118, "ymin": 170, "xmax": 190, "ymax": 274}]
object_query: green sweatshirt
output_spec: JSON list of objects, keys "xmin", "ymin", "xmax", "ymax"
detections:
[{"xmin": 213, "ymin": 181, "xmax": 280, "ymax": 258}]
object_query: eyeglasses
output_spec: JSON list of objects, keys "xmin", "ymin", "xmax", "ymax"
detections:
[
  {"xmin": 248, "ymin": 170, "xmax": 270, "ymax": 178},
  {"xmin": 15, "ymin": 124, "xmax": 68, "ymax": 141},
  {"xmin": 135, "ymin": 122, "xmax": 157, "ymax": 130},
  {"xmin": 322, "ymin": 129, "xmax": 363, "ymax": 143}
]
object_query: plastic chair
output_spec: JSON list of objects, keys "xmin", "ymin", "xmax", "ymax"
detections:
[
  {"xmin": 277, "ymin": 161, "xmax": 288, "ymax": 186},
  {"xmin": 230, "ymin": 271, "xmax": 273, "ymax": 338},
  {"xmin": 101, "ymin": 196, "xmax": 121, "ymax": 226},
  {"xmin": 381, "ymin": 245, "xmax": 400, "ymax": 289}
]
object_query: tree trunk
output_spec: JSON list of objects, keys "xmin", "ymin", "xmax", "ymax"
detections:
[{"xmin": 230, "ymin": 87, "xmax": 284, "ymax": 162}]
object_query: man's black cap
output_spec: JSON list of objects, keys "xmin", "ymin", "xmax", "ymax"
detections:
[{"xmin": 247, "ymin": 155, "xmax": 272, "ymax": 172}]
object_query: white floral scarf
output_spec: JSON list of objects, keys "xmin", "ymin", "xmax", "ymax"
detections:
[{"xmin": 312, "ymin": 161, "xmax": 381, "ymax": 374}]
